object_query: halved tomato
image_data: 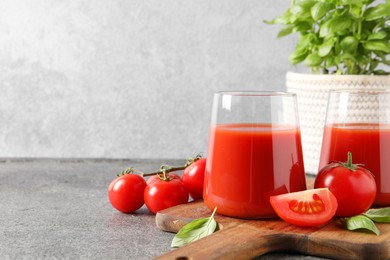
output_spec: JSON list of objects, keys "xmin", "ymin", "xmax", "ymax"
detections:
[{"xmin": 270, "ymin": 188, "xmax": 338, "ymax": 227}]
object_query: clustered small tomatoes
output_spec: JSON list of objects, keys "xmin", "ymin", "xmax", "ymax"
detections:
[
  {"xmin": 108, "ymin": 157, "xmax": 207, "ymax": 214},
  {"xmin": 314, "ymin": 152, "xmax": 376, "ymax": 217}
]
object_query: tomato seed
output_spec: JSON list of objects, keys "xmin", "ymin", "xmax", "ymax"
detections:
[{"xmin": 288, "ymin": 196, "xmax": 326, "ymax": 214}]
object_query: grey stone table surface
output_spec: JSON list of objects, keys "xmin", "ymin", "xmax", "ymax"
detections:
[{"xmin": 0, "ymin": 158, "xmax": 329, "ymax": 260}]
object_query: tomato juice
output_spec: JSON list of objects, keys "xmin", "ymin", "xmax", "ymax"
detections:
[
  {"xmin": 319, "ymin": 123, "xmax": 390, "ymax": 206},
  {"xmin": 203, "ymin": 123, "xmax": 307, "ymax": 219}
]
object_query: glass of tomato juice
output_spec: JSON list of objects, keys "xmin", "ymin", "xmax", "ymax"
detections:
[
  {"xmin": 203, "ymin": 91, "xmax": 307, "ymax": 219},
  {"xmin": 319, "ymin": 89, "xmax": 390, "ymax": 206}
]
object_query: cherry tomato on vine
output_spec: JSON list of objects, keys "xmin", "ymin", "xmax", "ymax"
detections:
[
  {"xmin": 108, "ymin": 174, "xmax": 146, "ymax": 213},
  {"xmin": 182, "ymin": 158, "xmax": 206, "ymax": 200},
  {"xmin": 314, "ymin": 152, "xmax": 376, "ymax": 217},
  {"xmin": 270, "ymin": 188, "xmax": 338, "ymax": 227},
  {"xmin": 144, "ymin": 178, "xmax": 189, "ymax": 214}
]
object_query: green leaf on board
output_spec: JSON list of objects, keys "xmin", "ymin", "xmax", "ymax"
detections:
[
  {"xmin": 363, "ymin": 208, "xmax": 390, "ymax": 223},
  {"xmin": 343, "ymin": 215, "xmax": 380, "ymax": 236},
  {"xmin": 171, "ymin": 207, "xmax": 219, "ymax": 248}
]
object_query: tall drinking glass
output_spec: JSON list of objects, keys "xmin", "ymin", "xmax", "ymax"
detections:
[
  {"xmin": 203, "ymin": 91, "xmax": 307, "ymax": 219},
  {"xmin": 319, "ymin": 90, "xmax": 390, "ymax": 206}
]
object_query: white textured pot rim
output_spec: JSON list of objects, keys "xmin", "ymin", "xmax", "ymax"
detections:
[
  {"xmin": 287, "ymin": 71, "xmax": 390, "ymax": 81},
  {"xmin": 215, "ymin": 91, "xmax": 295, "ymax": 97}
]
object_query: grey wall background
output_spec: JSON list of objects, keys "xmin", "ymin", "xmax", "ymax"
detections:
[{"xmin": 0, "ymin": 0, "xmax": 301, "ymax": 159}]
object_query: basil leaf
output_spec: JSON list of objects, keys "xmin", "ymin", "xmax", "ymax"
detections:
[
  {"xmin": 374, "ymin": 70, "xmax": 390, "ymax": 75},
  {"xmin": 304, "ymin": 52, "xmax": 323, "ymax": 67},
  {"xmin": 368, "ymin": 31, "xmax": 387, "ymax": 41},
  {"xmin": 171, "ymin": 207, "xmax": 219, "ymax": 248},
  {"xmin": 266, "ymin": 10, "xmax": 295, "ymax": 25},
  {"xmin": 325, "ymin": 56, "xmax": 336, "ymax": 67},
  {"xmin": 291, "ymin": 0, "xmax": 317, "ymax": 20},
  {"xmin": 340, "ymin": 36, "xmax": 358, "ymax": 53},
  {"xmin": 277, "ymin": 25, "xmax": 294, "ymax": 38},
  {"xmin": 296, "ymin": 33, "xmax": 315, "ymax": 50},
  {"xmin": 294, "ymin": 21, "xmax": 312, "ymax": 33},
  {"xmin": 319, "ymin": 37, "xmax": 336, "ymax": 57},
  {"xmin": 311, "ymin": 2, "xmax": 333, "ymax": 21},
  {"xmin": 341, "ymin": 0, "xmax": 361, "ymax": 5},
  {"xmin": 289, "ymin": 47, "xmax": 309, "ymax": 65},
  {"xmin": 349, "ymin": 5, "xmax": 362, "ymax": 18},
  {"xmin": 363, "ymin": 40, "xmax": 390, "ymax": 53},
  {"xmin": 364, "ymin": 4, "xmax": 390, "ymax": 21},
  {"xmin": 288, "ymin": 33, "xmax": 314, "ymax": 64},
  {"xmin": 319, "ymin": 15, "xmax": 353, "ymax": 38},
  {"xmin": 343, "ymin": 215, "xmax": 380, "ymax": 236},
  {"xmin": 363, "ymin": 208, "xmax": 390, "ymax": 223}
]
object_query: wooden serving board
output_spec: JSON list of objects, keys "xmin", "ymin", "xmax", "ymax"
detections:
[{"xmin": 155, "ymin": 200, "xmax": 390, "ymax": 260}]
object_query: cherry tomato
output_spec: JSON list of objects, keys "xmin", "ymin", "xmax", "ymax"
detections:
[
  {"xmin": 270, "ymin": 188, "xmax": 338, "ymax": 227},
  {"xmin": 108, "ymin": 174, "xmax": 146, "ymax": 213},
  {"xmin": 182, "ymin": 158, "xmax": 206, "ymax": 200},
  {"xmin": 144, "ymin": 178, "xmax": 189, "ymax": 214},
  {"xmin": 314, "ymin": 152, "xmax": 376, "ymax": 217}
]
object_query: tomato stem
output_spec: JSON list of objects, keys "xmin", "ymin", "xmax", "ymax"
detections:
[
  {"xmin": 343, "ymin": 151, "xmax": 357, "ymax": 171},
  {"xmin": 119, "ymin": 153, "xmax": 203, "ymax": 179},
  {"xmin": 141, "ymin": 165, "xmax": 187, "ymax": 177},
  {"xmin": 184, "ymin": 153, "xmax": 203, "ymax": 167},
  {"xmin": 347, "ymin": 152, "xmax": 353, "ymax": 167}
]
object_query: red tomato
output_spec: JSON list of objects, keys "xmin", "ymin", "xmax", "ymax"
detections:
[
  {"xmin": 182, "ymin": 158, "xmax": 206, "ymax": 200},
  {"xmin": 144, "ymin": 178, "xmax": 189, "ymax": 214},
  {"xmin": 314, "ymin": 152, "xmax": 376, "ymax": 217},
  {"xmin": 270, "ymin": 188, "xmax": 338, "ymax": 227},
  {"xmin": 108, "ymin": 174, "xmax": 146, "ymax": 213}
]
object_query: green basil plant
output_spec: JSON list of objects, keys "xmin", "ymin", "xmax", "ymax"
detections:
[{"xmin": 266, "ymin": 0, "xmax": 390, "ymax": 75}]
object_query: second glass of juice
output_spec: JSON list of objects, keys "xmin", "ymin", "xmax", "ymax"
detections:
[
  {"xmin": 203, "ymin": 91, "xmax": 307, "ymax": 219},
  {"xmin": 319, "ymin": 90, "xmax": 390, "ymax": 207}
]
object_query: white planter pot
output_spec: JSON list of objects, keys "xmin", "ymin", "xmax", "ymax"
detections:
[{"xmin": 286, "ymin": 72, "xmax": 390, "ymax": 175}]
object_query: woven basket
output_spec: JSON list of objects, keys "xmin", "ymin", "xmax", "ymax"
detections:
[{"xmin": 286, "ymin": 72, "xmax": 390, "ymax": 175}]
